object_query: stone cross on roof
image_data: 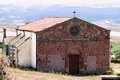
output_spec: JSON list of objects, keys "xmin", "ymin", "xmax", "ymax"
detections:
[{"xmin": 73, "ymin": 11, "xmax": 76, "ymax": 18}]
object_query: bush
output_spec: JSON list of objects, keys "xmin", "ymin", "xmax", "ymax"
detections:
[
  {"xmin": 117, "ymin": 73, "xmax": 120, "ymax": 76},
  {"xmin": 115, "ymin": 51, "xmax": 120, "ymax": 60},
  {"xmin": 0, "ymin": 42, "xmax": 3, "ymax": 48},
  {"xmin": 109, "ymin": 67, "xmax": 114, "ymax": 74},
  {"xmin": 0, "ymin": 53, "xmax": 10, "ymax": 80}
]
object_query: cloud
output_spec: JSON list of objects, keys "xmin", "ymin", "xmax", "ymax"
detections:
[
  {"xmin": 1, "ymin": 0, "xmax": 120, "ymax": 6},
  {"xmin": 0, "ymin": 18, "xmax": 5, "ymax": 21},
  {"xmin": 21, "ymin": 8, "xmax": 28, "ymax": 12},
  {"xmin": 9, "ymin": 15, "xmax": 20, "ymax": 18},
  {"xmin": 12, "ymin": 20, "xmax": 25, "ymax": 23},
  {"xmin": 0, "ymin": 7, "xmax": 16, "ymax": 12},
  {"xmin": 112, "ymin": 4, "xmax": 120, "ymax": 7},
  {"xmin": 103, "ymin": 12, "xmax": 120, "ymax": 15}
]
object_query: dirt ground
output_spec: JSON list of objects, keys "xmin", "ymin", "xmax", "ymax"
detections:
[
  {"xmin": 6, "ymin": 63, "xmax": 119, "ymax": 80},
  {"xmin": 110, "ymin": 36, "xmax": 120, "ymax": 42},
  {"xmin": 111, "ymin": 63, "xmax": 120, "ymax": 74}
]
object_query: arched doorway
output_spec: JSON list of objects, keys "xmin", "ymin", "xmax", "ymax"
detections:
[{"xmin": 68, "ymin": 46, "xmax": 80, "ymax": 74}]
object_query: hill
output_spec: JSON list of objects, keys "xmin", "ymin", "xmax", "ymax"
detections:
[{"xmin": 0, "ymin": 4, "xmax": 120, "ymax": 27}]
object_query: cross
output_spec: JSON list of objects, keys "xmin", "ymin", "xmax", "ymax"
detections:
[{"xmin": 73, "ymin": 11, "xmax": 76, "ymax": 18}]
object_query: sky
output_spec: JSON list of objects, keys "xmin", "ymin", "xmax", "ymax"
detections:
[{"xmin": 1, "ymin": 0, "xmax": 120, "ymax": 5}]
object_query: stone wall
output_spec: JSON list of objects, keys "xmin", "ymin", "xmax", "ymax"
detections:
[
  {"xmin": 36, "ymin": 17, "xmax": 110, "ymax": 74},
  {"xmin": 36, "ymin": 18, "xmax": 110, "ymax": 40}
]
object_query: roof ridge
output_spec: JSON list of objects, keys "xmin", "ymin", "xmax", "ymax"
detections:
[{"xmin": 44, "ymin": 16, "xmax": 72, "ymax": 18}]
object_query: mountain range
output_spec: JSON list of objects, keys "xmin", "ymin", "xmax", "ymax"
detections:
[{"xmin": 0, "ymin": 3, "xmax": 120, "ymax": 27}]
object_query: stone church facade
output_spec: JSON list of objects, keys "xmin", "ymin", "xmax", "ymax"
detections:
[
  {"xmin": 3, "ymin": 17, "xmax": 110, "ymax": 74},
  {"xmin": 36, "ymin": 17, "xmax": 110, "ymax": 74}
]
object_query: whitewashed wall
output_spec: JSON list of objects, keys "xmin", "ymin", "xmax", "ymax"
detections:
[
  {"xmin": 18, "ymin": 30, "xmax": 31, "ymax": 39},
  {"xmin": 18, "ymin": 38, "xmax": 31, "ymax": 67},
  {"xmin": 25, "ymin": 31, "xmax": 31, "ymax": 39},
  {"xmin": 16, "ymin": 30, "xmax": 36, "ymax": 68},
  {"xmin": 18, "ymin": 30, "xmax": 24, "ymax": 36},
  {"xmin": 31, "ymin": 33, "xmax": 36, "ymax": 68}
]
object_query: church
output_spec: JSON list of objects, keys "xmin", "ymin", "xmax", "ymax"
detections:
[{"xmin": 3, "ymin": 16, "xmax": 110, "ymax": 74}]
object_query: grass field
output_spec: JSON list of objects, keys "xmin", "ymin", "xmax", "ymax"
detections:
[{"xmin": 110, "ymin": 42, "xmax": 120, "ymax": 52}]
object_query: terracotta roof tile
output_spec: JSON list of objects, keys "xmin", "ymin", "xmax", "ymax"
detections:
[{"xmin": 17, "ymin": 17, "xmax": 71, "ymax": 32}]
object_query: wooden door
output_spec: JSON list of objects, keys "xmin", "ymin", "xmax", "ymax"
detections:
[{"xmin": 69, "ymin": 54, "xmax": 79, "ymax": 74}]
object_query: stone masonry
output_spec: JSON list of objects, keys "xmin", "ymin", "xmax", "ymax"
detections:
[{"xmin": 36, "ymin": 17, "xmax": 110, "ymax": 74}]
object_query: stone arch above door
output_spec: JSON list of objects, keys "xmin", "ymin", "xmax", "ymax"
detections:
[
  {"xmin": 67, "ymin": 45, "xmax": 81, "ymax": 55},
  {"xmin": 67, "ymin": 45, "xmax": 80, "ymax": 74}
]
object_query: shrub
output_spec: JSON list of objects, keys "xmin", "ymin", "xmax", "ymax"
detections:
[
  {"xmin": 0, "ymin": 42, "xmax": 3, "ymax": 48},
  {"xmin": 109, "ymin": 67, "xmax": 114, "ymax": 74},
  {"xmin": 0, "ymin": 53, "xmax": 10, "ymax": 80},
  {"xmin": 115, "ymin": 50, "xmax": 120, "ymax": 60},
  {"xmin": 117, "ymin": 73, "xmax": 120, "ymax": 76}
]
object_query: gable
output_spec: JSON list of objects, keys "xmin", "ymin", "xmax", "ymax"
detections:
[{"xmin": 36, "ymin": 17, "xmax": 110, "ymax": 40}]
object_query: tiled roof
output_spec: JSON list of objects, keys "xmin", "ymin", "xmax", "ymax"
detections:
[{"xmin": 17, "ymin": 17, "xmax": 71, "ymax": 32}]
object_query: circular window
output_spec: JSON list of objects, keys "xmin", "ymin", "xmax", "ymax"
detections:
[{"xmin": 70, "ymin": 26, "xmax": 80, "ymax": 37}]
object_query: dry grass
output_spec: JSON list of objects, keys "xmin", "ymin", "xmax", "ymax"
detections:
[
  {"xmin": 111, "ymin": 63, "xmax": 120, "ymax": 69},
  {"xmin": 8, "ymin": 67, "xmax": 101, "ymax": 80},
  {"xmin": 110, "ymin": 36, "xmax": 120, "ymax": 42},
  {"xmin": 6, "ymin": 63, "xmax": 119, "ymax": 80},
  {"xmin": 110, "ymin": 63, "xmax": 120, "ymax": 74}
]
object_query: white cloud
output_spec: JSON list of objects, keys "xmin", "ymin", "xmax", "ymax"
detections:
[
  {"xmin": 0, "ymin": 7, "xmax": 15, "ymax": 12},
  {"xmin": 12, "ymin": 20, "xmax": 25, "ymax": 23},
  {"xmin": 0, "ymin": 18, "xmax": 5, "ymax": 21},
  {"xmin": 1, "ymin": 7, "xmax": 10, "ymax": 12},
  {"xmin": 9, "ymin": 15, "xmax": 20, "ymax": 18},
  {"xmin": 21, "ymin": 8, "xmax": 28, "ymax": 12},
  {"xmin": 112, "ymin": 4, "xmax": 120, "ymax": 7},
  {"xmin": 0, "ymin": 0, "xmax": 120, "ymax": 5},
  {"xmin": 103, "ymin": 12, "xmax": 119, "ymax": 15}
]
